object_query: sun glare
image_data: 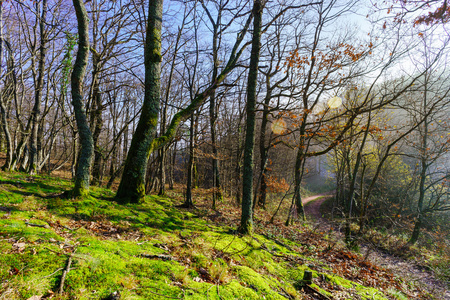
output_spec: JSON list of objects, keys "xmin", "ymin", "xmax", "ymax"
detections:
[
  {"xmin": 327, "ymin": 96, "xmax": 342, "ymax": 109},
  {"xmin": 271, "ymin": 118, "xmax": 287, "ymax": 134}
]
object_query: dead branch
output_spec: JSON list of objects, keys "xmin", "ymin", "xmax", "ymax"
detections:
[{"xmin": 59, "ymin": 254, "xmax": 72, "ymax": 294}]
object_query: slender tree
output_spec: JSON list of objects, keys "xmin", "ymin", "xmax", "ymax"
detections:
[
  {"xmin": 71, "ymin": 0, "xmax": 94, "ymax": 197},
  {"xmin": 239, "ymin": 0, "xmax": 264, "ymax": 235},
  {"xmin": 0, "ymin": 0, "xmax": 13, "ymax": 171},
  {"xmin": 27, "ymin": 0, "xmax": 48, "ymax": 174}
]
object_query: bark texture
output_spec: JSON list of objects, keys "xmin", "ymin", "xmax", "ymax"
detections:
[
  {"xmin": 115, "ymin": 0, "xmax": 163, "ymax": 203},
  {"xmin": 0, "ymin": 1, "xmax": 13, "ymax": 171},
  {"xmin": 28, "ymin": 0, "xmax": 48, "ymax": 174},
  {"xmin": 71, "ymin": 0, "xmax": 94, "ymax": 197},
  {"xmin": 239, "ymin": 0, "xmax": 264, "ymax": 235}
]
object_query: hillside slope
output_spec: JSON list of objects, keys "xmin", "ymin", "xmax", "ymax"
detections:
[{"xmin": 0, "ymin": 171, "xmax": 442, "ymax": 299}]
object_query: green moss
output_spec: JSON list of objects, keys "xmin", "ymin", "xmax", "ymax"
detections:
[
  {"xmin": 233, "ymin": 266, "xmax": 286, "ymax": 299},
  {"xmin": 327, "ymin": 274, "xmax": 354, "ymax": 289},
  {"xmin": 0, "ymin": 170, "xmax": 420, "ymax": 300}
]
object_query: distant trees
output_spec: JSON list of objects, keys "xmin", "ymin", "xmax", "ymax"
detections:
[
  {"xmin": 405, "ymin": 35, "xmax": 450, "ymax": 244},
  {"xmin": 329, "ymin": 31, "xmax": 450, "ymax": 243}
]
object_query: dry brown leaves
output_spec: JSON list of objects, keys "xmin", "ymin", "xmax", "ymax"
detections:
[{"xmin": 46, "ymin": 219, "xmax": 143, "ymax": 241}]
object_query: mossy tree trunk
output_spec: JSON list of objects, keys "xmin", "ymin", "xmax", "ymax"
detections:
[
  {"xmin": 90, "ymin": 49, "xmax": 103, "ymax": 186},
  {"xmin": 288, "ymin": 143, "xmax": 306, "ymax": 224},
  {"xmin": 71, "ymin": 0, "xmax": 94, "ymax": 197},
  {"xmin": 239, "ymin": 0, "xmax": 264, "ymax": 235},
  {"xmin": 115, "ymin": 0, "xmax": 163, "ymax": 204},
  {"xmin": 90, "ymin": 85, "xmax": 103, "ymax": 185}
]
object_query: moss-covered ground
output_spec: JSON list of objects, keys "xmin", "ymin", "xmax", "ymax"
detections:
[{"xmin": 0, "ymin": 171, "xmax": 433, "ymax": 299}]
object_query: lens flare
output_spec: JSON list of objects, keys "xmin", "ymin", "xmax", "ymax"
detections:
[
  {"xmin": 327, "ymin": 96, "xmax": 342, "ymax": 109},
  {"xmin": 271, "ymin": 118, "xmax": 286, "ymax": 134}
]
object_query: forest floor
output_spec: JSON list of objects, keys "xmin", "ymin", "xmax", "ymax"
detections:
[{"xmin": 0, "ymin": 170, "xmax": 449, "ymax": 299}]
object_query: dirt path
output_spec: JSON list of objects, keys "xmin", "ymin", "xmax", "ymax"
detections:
[
  {"xmin": 302, "ymin": 191, "xmax": 334, "ymax": 222},
  {"xmin": 302, "ymin": 191, "xmax": 450, "ymax": 299}
]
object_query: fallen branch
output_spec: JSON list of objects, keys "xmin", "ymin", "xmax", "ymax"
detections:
[
  {"xmin": 45, "ymin": 247, "xmax": 64, "ymax": 255},
  {"xmin": 277, "ymin": 285, "xmax": 295, "ymax": 300},
  {"xmin": 61, "ymin": 225, "xmax": 82, "ymax": 231},
  {"xmin": 59, "ymin": 255, "xmax": 72, "ymax": 294},
  {"xmin": 25, "ymin": 222, "xmax": 50, "ymax": 229},
  {"xmin": 0, "ymin": 206, "xmax": 11, "ymax": 212},
  {"xmin": 303, "ymin": 284, "xmax": 331, "ymax": 300},
  {"xmin": 216, "ymin": 283, "xmax": 222, "ymax": 300},
  {"xmin": 140, "ymin": 253, "xmax": 175, "ymax": 261}
]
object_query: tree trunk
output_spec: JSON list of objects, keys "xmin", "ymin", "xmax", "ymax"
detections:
[
  {"xmin": 288, "ymin": 147, "xmax": 306, "ymax": 225},
  {"xmin": 91, "ymin": 77, "xmax": 103, "ymax": 186},
  {"xmin": 184, "ymin": 114, "xmax": 195, "ymax": 208},
  {"xmin": 115, "ymin": 0, "xmax": 163, "ymax": 203},
  {"xmin": 409, "ymin": 213, "xmax": 423, "ymax": 245},
  {"xmin": 256, "ymin": 82, "xmax": 273, "ymax": 209},
  {"xmin": 208, "ymin": 10, "xmax": 223, "ymax": 210},
  {"xmin": 239, "ymin": 0, "xmax": 264, "ymax": 235},
  {"xmin": 169, "ymin": 140, "xmax": 177, "ymax": 190},
  {"xmin": 71, "ymin": 0, "xmax": 93, "ymax": 197},
  {"xmin": 28, "ymin": 0, "xmax": 47, "ymax": 174},
  {"xmin": 0, "ymin": 2, "xmax": 13, "ymax": 171},
  {"xmin": 408, "ymin": 114, "xmax": 428, "ymax": 245},
  {"xmin": 157, "ymin": 148, "xmax": 166, "ymax": 195}
]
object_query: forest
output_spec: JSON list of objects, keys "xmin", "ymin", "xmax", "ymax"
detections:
[{"xmin": 0, "ymin": 0, "xmax": 449, "ymax": 299}]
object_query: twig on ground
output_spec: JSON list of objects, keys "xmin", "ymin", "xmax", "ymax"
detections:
[
  {"xmin": 25, "ymin": 222, "xmax": 50, "ymax": 229},
  {"xmin": 45, "ymin": 247, "xmax": 62, "ymax": 255},
  {"xmin": 34, "ymin": 268, "xmax": 64, "ymax": 281},
  {"xmin": 206, "ymin": 284, "xmax": 215, "ymax": 300},
  {"xmin": 218, "ymin": 234, "xmax": 236, "ymax": 253},
  {"xmin": 216, "ymin": 283, "xmax": 222, "ymax": 300},
  {"xmin": 59, "ymin": 254, "xmax": 73, "ymax": 294},
  {"xmin": 140, "ymin": 253, "xmax": 175, "ymax": 261},
  {"xmin": 61, "ymin": 225, "xmax": 82, "ymax": 231},
  {"xmin": 303, "ymin": 284, "xmax": 331, "ymax": 300}
]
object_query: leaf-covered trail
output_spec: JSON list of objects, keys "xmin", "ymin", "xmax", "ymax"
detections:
[
  {"xmin": 302, "ymin": 191, "xmax": 334, "ymax": 222},
  {"xmin": 303, "ymin": 191, "xmax": 450, "ymax": 299}
]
